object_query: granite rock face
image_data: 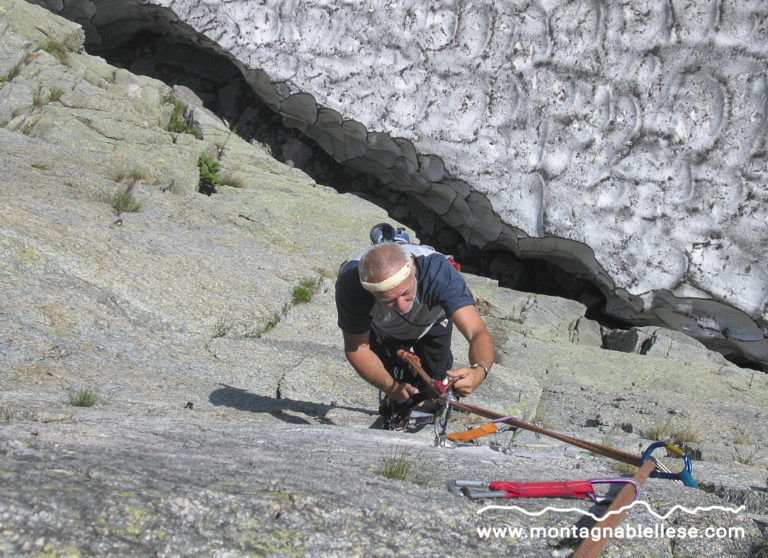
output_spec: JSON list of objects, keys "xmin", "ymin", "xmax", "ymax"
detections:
[
  {"xmin": 25, "ymin": 0, "xmax": 768, "ymax": 369},
  {"xmin": 1, "ymin": 2, "xmax": 767, "ymax": 556}
]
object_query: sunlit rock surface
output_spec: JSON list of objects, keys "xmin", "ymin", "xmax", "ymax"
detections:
[{"xmin": 2, "ymin": 3, "xmax": 767, "ymax": 555}]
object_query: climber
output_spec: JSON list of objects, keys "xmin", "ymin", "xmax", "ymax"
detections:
[{"xmin": 335, "ymin": 231, "xmax": 494, "ymax": 414}]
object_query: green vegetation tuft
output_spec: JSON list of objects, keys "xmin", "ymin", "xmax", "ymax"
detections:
[
  {"xmin": 108, "ymin": 186, "xmax": 141, "ymax": 214},
  {"xmin": 167, "ymin": 96, "xmax": 187, "ymax": 132},
  {"xmin": 49, "ymin": 87, "xmax": 64, "ymax": 102},
  {"xmin": 212, "ymin": 319, "xmax": 231, "ymax": 339},
  {"xmin": 379, "ymin": 447, "xmax": 417, "ymax": 481},
  {"xmin": 245, "ymin": 303, "xmax": 291, "ymax": 339},
  {"xmin": 166, "ymin": 95, "xmax": 200, "ymax": 138},
  {"xmin": 68, "ymin": 388, "xmax": 98, "ymax": 408},
  {"xmin": 197, "ymin": 152, "xmax": 220, "ymax": 195},
  {"xmin": 1, "ymin": 64, "xmax": 21, "ymax": 83},
  {"xmin": 40, "ymin": 39, "xmax": 70, "ymax": 64},
  {"xmin": 292, "ymin": 278, "xmax": 320, "ymax": 304},
  {"xmin": 377, "ymin": 448, "xmax": 431, "ymax": 486}
]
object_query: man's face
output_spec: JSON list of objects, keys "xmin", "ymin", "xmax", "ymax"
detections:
[{"xmin": 374, "ymin": 270, "xmax": 416, "ymax": 314}]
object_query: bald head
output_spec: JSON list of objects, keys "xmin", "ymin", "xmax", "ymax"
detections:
[{"xmin": 358, "ymin": 242, "xmax": 411, "ymax": 286}]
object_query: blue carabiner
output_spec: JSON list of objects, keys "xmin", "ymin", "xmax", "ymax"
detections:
[{"xmin": 641, "ymin": 441, "xmax": 698, "ymax": 488}]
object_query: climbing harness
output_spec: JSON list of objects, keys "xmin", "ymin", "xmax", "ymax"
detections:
[
  {"xmin": 395, "ymin": 350, "xmax": 459, "ymax": 443},
  {"xmin": 377, "ymin": 355, "xmax": 446, "ymax": 430},
  {"xmin": 447, "ymin": 478, "xmax": 641, "ymax": 504}
]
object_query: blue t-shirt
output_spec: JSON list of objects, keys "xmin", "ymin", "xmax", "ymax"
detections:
[{"xmin": 335, "ymin": 246, "xmax": 475, "ymax": 340}]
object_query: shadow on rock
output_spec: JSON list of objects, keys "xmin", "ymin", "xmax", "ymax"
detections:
[{"xmin": 209, "ymin": 384, "xmax": 375, "ymax": 425}]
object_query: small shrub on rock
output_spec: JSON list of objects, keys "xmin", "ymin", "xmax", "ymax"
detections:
[
  {"xmin": 68, "ymin": 388, "xmax": 98, "ymax": 407},
  {"xmin": 197, "ymin": 152, "xmax": 220, "ymax": 195},
  {"xmin": 108, "ymin": 186, "xmax": 141, "ymax": 214},
  {"xmin": 292, "ymin": 278, "xmax": 320, "ymax": 304},
  {"xmin": 166, "ymin": 96, "xmax": 200, "ymax": 138}
]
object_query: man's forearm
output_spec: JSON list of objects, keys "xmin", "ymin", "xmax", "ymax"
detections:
[
  {"xmin": 345, "ymin": 345, "xmax": 400, "ymax": 396},
  {"xmin": 468, "ymin": 328, "xmax": 494, "ymax": 375}
]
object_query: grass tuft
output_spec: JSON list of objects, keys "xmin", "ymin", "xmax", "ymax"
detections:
[
  {"xmin": 378, "ymin": 447, "xmax": 426, "ymax": 484},
  {"xmin": 644, "ymin": 417, "xmax": 674, "ymax": 441},
  {"xmin": 0, "ymin": 64, "xmax": 21, "ymax": 83},
  {"xmin": 165, "ymin": 95, "xmax": 200, "ymax": 138},
  {"xmin": 49, "ymin": 87, "xmax": 64, "ymax": 102},
  {"xmin": 40, "ymin": 39, "xmax": 70, "ymax": 64},
  {"xmin": 167, "ymin": 96, "xmax": 187, "ymax": 133},
  {"xmin": 674, "ymin": 424, "xmax": 703, "ymax": 444},
  {"xmin": 610, "ymin": 461, "xmax": 639, "ymax": 476},
  {"xmin": 292, "ymin": 278, "xmax": 320, "ymax": 304},
  {"xmin": 212, "ymin": 319, "xmax": 231, "ymax": 339},
  {"xmin": 220, "ymin": 173, "xmax": 247, "ymax": 188},
  {"xmin": 113, "ymin": 168, "xmax": 151, "ymax": 184},
  {"xmin": 68, "ymin": 388, "xmax": 98, "ymax": 407},
  {"xmin": 32, "ymin": 86, "xmax": 46, "ymax": 109},
  {"xmin": 643, "ymin": 417, "xmax": 703, "ymax": 445},
  {"xmin": 732, "ymin": 444, "xmax": 763, "ymax": 466},
  {"xmin": 107, "ymin": 186, "xmax": 141, "ymax": 214}
]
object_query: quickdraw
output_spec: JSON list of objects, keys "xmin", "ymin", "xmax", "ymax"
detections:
[
  {"xmin": 395, "ymin": 349, "xmax": 700, "ymax": 558},
  {"xmin": 642, "ymin": 441, "xmax": 698, "ymax": 488},
  {"xmin": 447, "ymin": 478, "xmax": 641, "ymax": 504},
  {"xmin": 445, "ymin": 415, "xmax": 517, "ymax": 443},
  {"xmin": 397, "ymin": 349, "xmax": 646, "ymax": 466}
]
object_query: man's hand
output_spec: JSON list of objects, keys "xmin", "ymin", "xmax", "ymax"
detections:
[
  {"xmin": 446, "ymin": 366, "xmax": 485, "ymax": 397},
  {"xmin": 343, "ymin": 330, "xmax": 422, "ymax": 403},
  {"xmin": 387, "ymin": 382, "xmax": 419, "ymax": 403}
]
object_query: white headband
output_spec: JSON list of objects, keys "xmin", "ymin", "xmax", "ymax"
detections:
[{"xmin": 360, "ymin": 260, "xmax": 412, "ymax": 293}]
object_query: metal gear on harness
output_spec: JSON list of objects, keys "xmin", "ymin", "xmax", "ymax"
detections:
[
  {"xmin": 377, "ymin": 358, "xmax": 444, "ymax": 431},
  {"xmin": 394, "ymin": 350, "xmax": 460, "ymax": 444}
]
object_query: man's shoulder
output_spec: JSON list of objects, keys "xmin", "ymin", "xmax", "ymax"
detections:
[
  {"xmin": 336, "ymin": 259, "xmax": 363, "ymax": 295},
  {"xmin": 414, "ymin": 251, "xmax": 474, "ymax": 312},
  {"xmin": 415, "ymin": 251, "xmax": 459, "ymax": 282}
]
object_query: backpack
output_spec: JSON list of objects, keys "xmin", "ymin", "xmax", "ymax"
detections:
[{"xmin": 368, "ymin": 223, "xmax": 461, "ymax": 272}]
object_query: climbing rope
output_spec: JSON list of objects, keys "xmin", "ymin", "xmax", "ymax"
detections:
[
  {"xmin": 397, "ymin": 349, "xmax": 644, "ymax": 466},
  {"xmin": 396, "ymin": 349, "xmax": 700, "ymax": 558}
]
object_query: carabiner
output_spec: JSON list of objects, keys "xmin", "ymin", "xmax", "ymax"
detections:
[
  {"xmin": 433, "ymin": 397, "xmax": 454, "ymax": 446},
  {"xmin": 586, "ymin": 478, "xmax": 642, "ymax": 504},
  {"xmin": 641, "ymin": 441, "xmax": 698, "ymax": 488}
]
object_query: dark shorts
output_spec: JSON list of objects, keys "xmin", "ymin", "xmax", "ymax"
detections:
[{"xmin": 369, "ymin": 319, "xmax": 454, "ymax": 387}]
